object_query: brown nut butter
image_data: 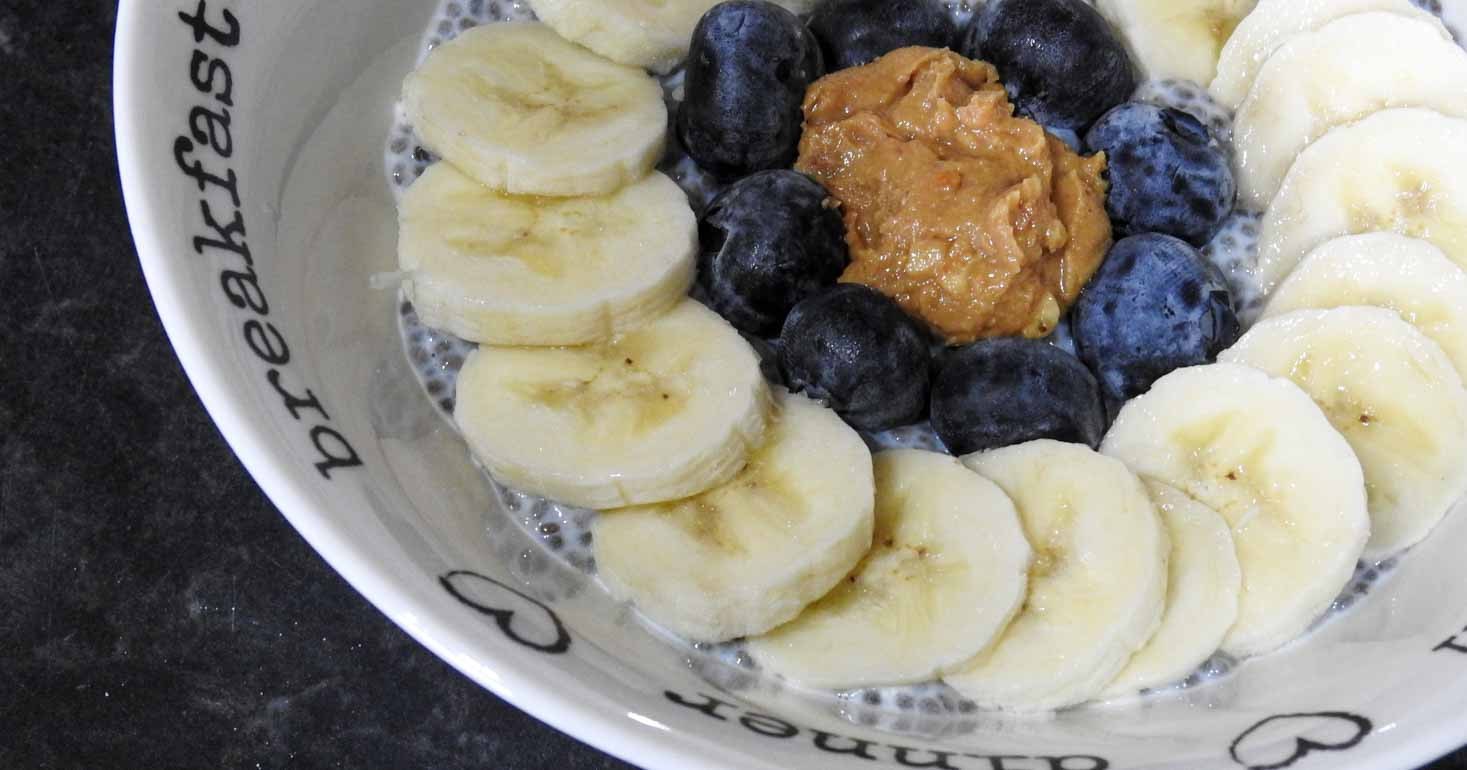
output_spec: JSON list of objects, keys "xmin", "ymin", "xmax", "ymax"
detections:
[{"xmin": 797, "ymin": 47, "xmax": 1111, "ymax": 343}]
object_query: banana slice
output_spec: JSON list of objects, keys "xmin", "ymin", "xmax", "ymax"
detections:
[
  {"xmin": 1210, "ymin": 0, "xmax": 1440, "ymax": 109},
  {"xmin": 594, "ymin": 390, "xmax": 874, "ymax": 642},
  {"xmin": 402, "ymin": 21, "xmax": 667, "ymax": 197},
  {"xmin": 747, "ymin": 450, "xmax": 1031, "ymax": 689},
  {"xmin": 1253, "ymin": 108, "xmax": 1467, "ymax": 294},
  {"xmin": 1092, "ymin": 0, "xmax": 1258, "ymax": 86},
  {"xmin": 454, "ymin": 299, "xmax": 770, "ymax": 509},
  {"xmin": 528, "ymin": 0, "xmax": 815, "ymax": 74},
  {"xmin": 399, "ymin": 164, "xmax": 695, "ymax": 346},
  {"xmin": 1103, "ymin": 480, "xmax": 1241, "ymax": 696},
  {"xmin": 1262, "ymin": 233, "xmax": 1467, "ymax": 383},
  {"xmin": 1232, "ymin": 12, "xmax": 1467, "ymax": 209},
  {"xmin": 1100, "ymin": 363, "xmax": 1369, "ymax": 657},
  {"xmin": 945, "ymin": 440, "xmax": 1169, "ymax": 712},
  {"xmin": 1221, "ymin": 308, "xmax": 1467, "ymax": 559}
]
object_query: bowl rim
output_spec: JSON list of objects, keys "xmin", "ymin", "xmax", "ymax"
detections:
[
  {"xmin": 109, "ymin": 4, "xmax": 754, "ymax": 769},
  {"xmin": 111, "ymin": 2, "xmax": 1467, "ymax": 768}
]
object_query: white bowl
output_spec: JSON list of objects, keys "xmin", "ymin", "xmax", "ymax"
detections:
[{"xmin": 114, "ymin": 2, "xmax": 1467, "ymax": 767}]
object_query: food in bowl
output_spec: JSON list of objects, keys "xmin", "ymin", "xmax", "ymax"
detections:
[
  {"xmin": 796, "ymin": 46, "xmax": 1111, "ymax": 343},
  {"xmin": 385, "ymin": 0, "xmax": 1467, "ymax": 716}
]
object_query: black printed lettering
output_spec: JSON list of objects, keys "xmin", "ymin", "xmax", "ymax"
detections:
[
  {"xmin": 267, "ymin": 369, "xmax": 330, "ymax": 422},
  {"xmin": 174, "ymin": 137, "xmax": 241, "ymax": 207},
  {"xmin": 656, "ymin": 691, "xmax": 1116, "ymax": 770},
  {"xmin": 310, "ymin": 425, "xmax": 363, "ymax": 479},
  {"xmin": 811, "ymin": 731, "xmax": 879, "ymax": 761},
  {"xmin": 1047, "ymin": 757, "xmax": 1108, "ymax": 770},
  {"xmin": 891, "ymin": 746, "xmax": 963, "ymax": 769},
  {"xmin": 189, "ymin": 105, "xmax": 233, "ymax": 157},
  {"xmin": 193, "ymin": 199, "xmax": 250, "ymax": 262},
  {"xmin": 178, "ymin": 0, "xmax": 240, "ymax": 47},
  {"xmin": 967, "ymin": 756, "xmax": 1036, "ymax": 770},
  {"xmin": 1434, "ymin": 628, "xmax": 1467, "ymax": 654},
  {"xmin": 739, "ymin": 712, "xmax": 798, "ymax": 739},
  {"xmin": 243, "ymin": 320, "xmax": 289, "ymax": 365},
  {"xmin": 173, "ymin": 4, "xmax": 359, "ymax": 480},
  {"xmin": 663, "ymin": 691, "xmax": 735, "ymax": 722},
  {"xmin": 220, "ymin": 267, "xmax": 268, "ymax": 314},
  {"xmin": 189, "ymin": 50, "xmax": 234, "ymax": 105}
]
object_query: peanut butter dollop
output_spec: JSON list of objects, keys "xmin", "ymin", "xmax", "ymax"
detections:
[{"xmin": 796, "ymin": 47, "xmax": 1111, "ymax": 343}]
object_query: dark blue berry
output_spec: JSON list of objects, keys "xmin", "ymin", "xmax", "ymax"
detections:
[
  {"xmin": 930, "ymin": 337, "xmax": 1107, "ymax": 455},
  {"xmin": 779, "ymin": 284, "xmax": 931, "ymax": 431},
  {"xmin": 1072, "ymin": 233, "xmax": 1241, "ymax": 404},
  {"xmin": 678, "ymin": 1, "xmax": 824, "ymax": 180},
  {"xmin": 742, "ymin": 333, "xmax": 788, "ymax": 386},
  {"xmin": 808, "ymin": 0, "xmax": 956, "ymax": 71},
  {"xmin": 959, "ymin": 0, "xmax": 1135, "ymax": 131},
  {"xmin": 698, "ymin": 171, "xmax": 849, "ymax": 336},
  {"xmin": 1085, "ymin": 102, "xmax": 1236, "ymax": 246}
]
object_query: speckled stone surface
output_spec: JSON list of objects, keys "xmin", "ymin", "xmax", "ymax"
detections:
[
  {"xmin": 0, "ymin": 3, "xmax": 636, "ymax": 768},
  {"xmin": 0, "ymin": 3, "xmax": 1465, "ymax": 769}
]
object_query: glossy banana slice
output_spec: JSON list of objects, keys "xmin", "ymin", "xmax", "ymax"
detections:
[
  {"xmin": 399, "ymin": 164, "xmax": 695, "ymax": 346},
  {"xmin": 946, "ymin": 440, "xmax": 1169, "ymax": 711},
  {"xmin": 1223, "ymin": 307, "xmax": 1467, "ymax": 558},
  {"xmin": 455, "ymin": 300, "xmax": 770, "ymax": 509},
  {"xmin": 596, "ymin": 390, "xmax": 874, "ymax": 642},
  {"xmin": 402, "ymin": 21, "xmax": 666, "ymax": 196},
  {"xmin": 1102, "ymin": 363, "xmax": 1368, "ymax": 657},
  {"xmin": 749, "ymin": 450, "xmax": 1031, "ymax": 689}
]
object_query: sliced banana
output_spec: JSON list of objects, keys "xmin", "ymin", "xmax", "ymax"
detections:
[
  {"xmin": 1103, "ymin": 480, "xmax": 1241, "ymax": 696},
  {"xmin": 402, "ymin": 21, "xmax": 667, "ymax": 197},
  {"xmin": 1253, "ymin": 108, "xmax": 1467, "ymax": 294},
  {"xmin": 1210, "ymin": 0, "xmax": 1440, "ymax": 109},
  {"xmin": 1093, "ymin": 0, "xmax": 1258, "ymax": 86},
  {"xmin": 1221, "ymin": 308, "xmax": 1467, "ymax": 559},
  {"xmin": 399, "ymin": 164, "xmax": 695, "ymax": 346},
  {"xmin": 528, "ymin": 0, "xmax": 815, "ymax": 74},
  {"xmin": 454, "ymin": 299, "xmax": 770, "ymax": 509},
  {"xmin": 1262, "ymin": 233, "xmax": 1467, "ymax": 383},
  {"xmin": 1101, "ymin": 363, "xmax": 1369, "ymax": 657},
  {"xmin": 945, "ymin": 440, "xmax": 1168, "ymax": 712},
  {"xmin": 747, "ymin": 450, "xmax": 1031, "ymax": 689},
  {"xmin": 1232, "ymin": 12, "xmax": 1467, "ymax": 209},
  {"xmin": 594, "ymin": 390, "xmax": 874, "ymax": 642}
]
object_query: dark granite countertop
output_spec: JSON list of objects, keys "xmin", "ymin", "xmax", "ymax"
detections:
[{"xmin": 0, "ymin": 3, "xmax": 1463, "ymax": 769}]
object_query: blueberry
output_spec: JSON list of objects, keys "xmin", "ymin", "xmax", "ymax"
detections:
[
  {"xmin": 1085, "ymin": 102, "xmax": 1236, "ymax": 246},
  {"xmin": 930, "ymin": 338, "xmax": 1107, "ymax": 455},
  {"xmin": 698, "ymin": 171, "xmax": 849, "ymax": 336},
  {"xmin": 808, "ymin": 0, "xmax": 956, "ymax": 71},
  {"xmin": 780, "ymin": 284, "xmax": 931, "ymax": 431},
  {"xmin": 678, "ymin": 1, "xmax": 824, "ymax": 180},
  {"xmin": 959, "ymin": 0, "xmax": 1135, "ymax": 131},
  {"xmin": 1072, "ymin": 233, "xmax": 1241, "ymax": 404},
  {"xmin": 742, "ymin": 333, "xmax": 787, "ymax": 386}
]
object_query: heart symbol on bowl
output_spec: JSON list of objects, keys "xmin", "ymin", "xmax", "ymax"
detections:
[
  {"xmin": 439, "ymin": 570, "xmax": 572, "ymax": 654},
  {"xmin": 1229, "ymin": 711, "xmax": 1373, "ymax": 770}
]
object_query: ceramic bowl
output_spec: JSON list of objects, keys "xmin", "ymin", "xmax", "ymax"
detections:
[{"xmin": 114, "ymin": 2, "xmax": 1467, "ymax": 767}]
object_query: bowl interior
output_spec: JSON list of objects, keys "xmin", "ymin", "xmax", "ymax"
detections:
[{"xmin": 115, "ymin": 2, "xmax": 1467, "ymax": 768}]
